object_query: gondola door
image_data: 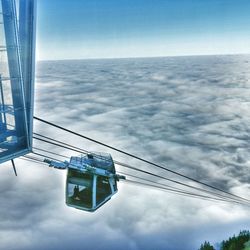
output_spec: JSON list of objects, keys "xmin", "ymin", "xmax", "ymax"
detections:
[{"xmin": 66, "ymin": 168, "xmax": 94, "ymax": 211}]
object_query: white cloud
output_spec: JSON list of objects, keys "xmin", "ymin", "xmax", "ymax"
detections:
[{"xmin": 1, "ymin": 54, "xmax": 250, "ymax": 250}]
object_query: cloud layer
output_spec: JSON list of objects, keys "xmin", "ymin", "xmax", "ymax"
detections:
[{"xmin": 0, "ymin": 54, "xmax": 250, "ymax": 250}]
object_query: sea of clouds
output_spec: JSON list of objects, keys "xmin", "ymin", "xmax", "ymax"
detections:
[{"xmin": 0, "ymin": 54, "xmax": 250, "ymax": 250}]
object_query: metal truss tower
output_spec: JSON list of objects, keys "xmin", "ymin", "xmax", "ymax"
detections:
[{"xmin": 0, "ymin": 0, "xmax": 36, "ymax": 163}]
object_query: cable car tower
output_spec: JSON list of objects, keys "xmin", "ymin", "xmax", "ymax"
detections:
[
  {"xmin": 0, "ymin": 0, "xmax": 125, "ymax": 212},
  {"xmin": 0, "ymin": 0, "xmax": 36, "ymax": 165}
]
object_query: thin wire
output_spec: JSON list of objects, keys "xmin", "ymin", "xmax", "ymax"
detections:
[
  {"xmin": 118, "ymin": 171, "xmax": 184, "ymax": 191},
  {"xmin": 34, "ymin": 132, "xmax": 88, "ymax": 154},
  {"xmin": 29, "ymin": 151, "xmax": 243, "ymax": 205},
  {"xmin": 122, "ymin": 179, "xmax": 243, "ymax": 205},
  {"xmin": 30, "ymin": 151, "xmax": 218, "ymax": 201},
  {"xmin": 33, "ymin": 116, "xmax": 250, "ymax": 203},
  {"xmin": 29, "ymin": 152, "xmax": 184, "ymax": 194},
  {"xmin": 33, "ymin": 146, "xmax": 69, "ymax": 159},
  {"xmin": 32, "ymin": 151, "xmax": 62, "ymax": 163},
  {"xmin": 21, "ymin": 156, "xmax": 48, "ymax": 166},
  {"xmin": 33, "ymin": 135, "xmax": 86, "ymax": 155},
  {"xmin": 34, "ymin": 133, "xmax": 241, "ymax": 203},
  {"xmin": 31, "ymin": 144, "xmax": 248, "ymax": 205},
  {"xmin": 118, "ymin": 172, "xmax": 239, "ymax": 203},
  {"xmin": 33, "ymin": 133, "xmax": 250, "ymax": 204}
]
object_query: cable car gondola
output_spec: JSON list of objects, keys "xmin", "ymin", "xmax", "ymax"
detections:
[{"xmin": 44, "ymin": 153, "xmax": 125, "ymax": 212}]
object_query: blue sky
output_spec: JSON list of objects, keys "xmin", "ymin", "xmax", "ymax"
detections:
[{"xmin": 36, "ymin": 0, "xmax": 250, "ymax": 60}]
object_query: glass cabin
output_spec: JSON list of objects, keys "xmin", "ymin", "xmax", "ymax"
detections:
[
  {"xmin": 0, "ymin": 0, "xmax": 36, "ymax": 163},
  {"xmin": 66, "ymin": 153, "xmax": 118, "ymax": 212}
]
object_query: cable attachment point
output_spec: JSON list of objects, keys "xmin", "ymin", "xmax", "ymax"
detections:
[{"xmin": 44, "ymin": 158, "xmax": 67, "ymax": 169}]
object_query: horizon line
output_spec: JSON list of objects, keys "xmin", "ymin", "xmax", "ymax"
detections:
[{"xmin": 36, "ymin": 52, "xmax": 250, "ymax": 62}]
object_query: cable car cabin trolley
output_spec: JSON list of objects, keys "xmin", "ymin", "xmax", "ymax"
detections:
[{"xmin": 44, "ymin": 153, "xmax": 125, "ymax": 212}]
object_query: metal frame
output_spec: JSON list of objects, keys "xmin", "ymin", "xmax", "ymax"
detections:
[
  {"xmin": 0, "ymin": 0, "xmax": 36, "ymax": 164},
  {"xmin": 19, "ymin": 0, "xmax": 36, "ymax": 148}
]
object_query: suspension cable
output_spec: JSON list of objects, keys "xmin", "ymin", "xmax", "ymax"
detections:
[
  {"xmin": 118, "ymin": 172, "xmax": 240, "ymax": 203},
  {"xmin": 33, "ymin": 133, "xmax": 250, "ymax": 204},
  {"xmin": 27, "ymin": 151, "xmax": 244, "ymax": 205},
  {"xmin": 122, "ymin": 179, "xmax": 243, "ymax": 205},
  {"xmin": 33, "ymin": 116, "xmax": 250, "ymax": 203}
]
